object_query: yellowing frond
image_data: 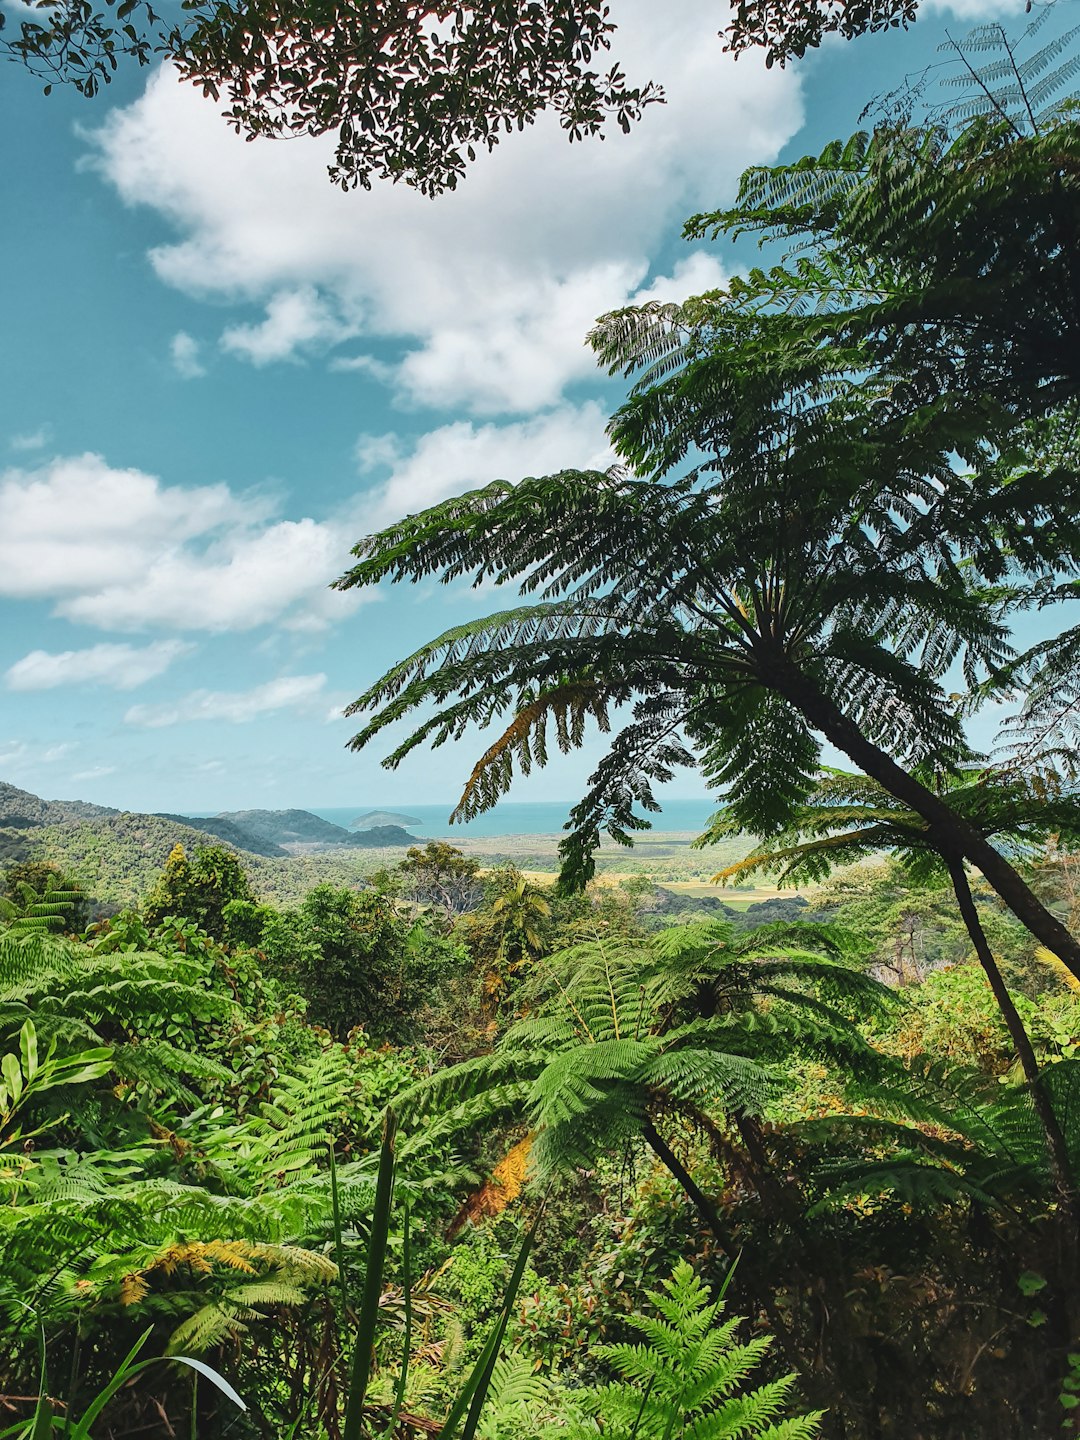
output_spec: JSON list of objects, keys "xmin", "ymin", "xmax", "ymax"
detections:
[
  {"xmin": 1035, "ymin": 946, "xmax": 1080, "ymax": 993},
  {"xmin": 449, "ymin": 1132, "xmax": 535, "ymax": 1234}
]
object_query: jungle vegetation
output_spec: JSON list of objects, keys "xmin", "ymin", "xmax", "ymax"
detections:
[{"xmin": 7, "ymin": 14, "xmax": 1080, "ymax": 1440}]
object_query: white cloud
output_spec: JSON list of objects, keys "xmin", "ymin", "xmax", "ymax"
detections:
[
  {"xmin": 124, "ymin": 673, "xmax": 327, "ymax": 728},
  {"xmin": 923, "ymin": 0, "xmax": 1026, "ymax": 15},
  {"xmin": 221, "ymin": 286, "xmax": 361, "ymax": 365},
  {"xmin": 0, "ymin": 453, "xmax": 349, "ymax": 633},
  {"xmin": 10, "ymin": 426, "xmax": 50, "ymax": 452},
  {"xmin": 170, "ymin": 331, "xmax": 206, "ymax": 378},
  {"xmin": 358, "ymin": 401, "xmax": 614, "ymax": 528},
  {"xmin": 85, "ymin": 0, "xmax": 802, "ymax": 413},
  {"xmin": 629, "ymin": 253, "xmax": 728, "ymax": 306},
  {"xmin": 66, "ymin": 517, "xmax": 345, "ymax": 632},
  {"xmin": 0, "ymin": 739, "xmax": 29, "ymax": 767},
  {"xmin": 43, "ymin": 743, "xmax": 78, "ymax": 762},
  {"xmin": 72, "ymin": 765, "xmax": 118, "ymax": 781},
  {"xmin": 5, "ymin": 640, "xmax": 194, "ymax": 692}
]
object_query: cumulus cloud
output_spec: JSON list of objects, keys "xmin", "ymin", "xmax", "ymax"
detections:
[
  {"xmin": 629, "ymin": 253, "xmax": 728, "ymax": 306},
  {"xmin": 0, "ymin": 453, "xmax": 350, "ymax": 633},
  {"xmin": 170, "ymin": 331, "xmax": 206, "ymax": 378},
  {"xmin": 5, "ymin": 640, "xmax": 194, "ymax": 691},
  {"xmin": 221, "ymin": 286, "xmax": 361, "ymax": 365},
  {"xmin": 357, "ymin": 401, "xmax": 614, "ymax": 528},
  {"xmin": 84, "ymin": 0, "xmax": 801, "ymax": 414},
  {"xmin": 124, "ymin": 673, "xmax": 327, "ymax": 727}
]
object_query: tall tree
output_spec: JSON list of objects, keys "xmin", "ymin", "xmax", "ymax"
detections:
[
  {"xmin": 336, "ymin": 81, "xmax": 1080, "ymax": 976},
  {"xmin": 143, "ymin": 842, "xmax": 255, "ymax": 940},
  {"xmin": 337, "ymin": 442, "xmax": 1080, "ymax": 977}
]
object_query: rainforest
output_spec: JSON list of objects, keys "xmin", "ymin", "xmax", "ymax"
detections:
[{"xmin": 5, "ymin": 1, "xmax": 1080, "ymax": 1436}]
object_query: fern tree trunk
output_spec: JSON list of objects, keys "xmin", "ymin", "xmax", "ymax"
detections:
[
  {"xmin": 946, "ymin": 855, "xmax": 1079, "ymax": 1216},
  {"xmin": 640, "ymin": 1119, "xmax": 807, "ymax": 1376},
  {"xmin": 761, "ymin": 655, "xmax": 1080, "ymax": 981}
]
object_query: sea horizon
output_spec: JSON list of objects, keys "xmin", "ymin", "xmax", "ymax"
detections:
[{"xmin": 183, "ymin": 797, "xmax": 720, "ymax": 839}]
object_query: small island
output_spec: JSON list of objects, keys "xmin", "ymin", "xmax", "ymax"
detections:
[{"xmin": 350, "ymin": 809, "xmax": 423, "ymax": 830}]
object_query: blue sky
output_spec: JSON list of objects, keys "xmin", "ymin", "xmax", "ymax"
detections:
[{"xmin": 0, "ymin": 0, "xmax": 1025, "ymax": 813}]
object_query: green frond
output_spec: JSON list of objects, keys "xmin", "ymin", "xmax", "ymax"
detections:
[{"xmin": 544, "ymin": 1259, "xmax": 821, "ymax": 1440}]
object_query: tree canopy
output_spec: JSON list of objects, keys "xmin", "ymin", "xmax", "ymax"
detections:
[
  {"xmin": 337, "ymin": 74, "xmax": 1080, "ymax": 980},
  {"xmin": 5, "ymin": 0, "xmax": 987, "ymax": 193}
]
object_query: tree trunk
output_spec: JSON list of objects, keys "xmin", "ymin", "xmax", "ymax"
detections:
[
  {"xmin": 640, "ymin": 1119, "xmax": 806, "ymax": 1374},
  {"xmin": 642, "ymin": 1119, "xmax": 734, "ymax": 1253},
  {"xmin": 946, "ymin": 855, "xmax": 1078, "ymax": 1215},
  {"xmin": 762, "ymin": 655, "xmax": 1080, "ymax": 981}
]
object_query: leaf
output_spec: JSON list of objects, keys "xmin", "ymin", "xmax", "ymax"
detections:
[
  {"xmin": 19, "ymin": 1020, "xmax": 38, "ymax": 1080},
  {"xmin": 161, "ymin": 1357, "xmax": 246, "ymax": 1412},
  {"xmin": 2, "ymin": 1052, "xmax": 23, "ymax": 1105},
  {"xmin": 342, "ymin": 1108, "xmax": 397, "ymax": 1440}
]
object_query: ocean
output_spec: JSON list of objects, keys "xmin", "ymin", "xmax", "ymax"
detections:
[{"xmin": 309, "ymin": 798, "xmax": 719, "ymax": 838}]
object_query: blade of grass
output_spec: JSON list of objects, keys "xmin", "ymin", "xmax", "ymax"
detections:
[
  {"xmin": 627, "ymin": 1377, "xmax": 656, "ymax": 1440},
  {"xmin": 67, "ymin": 1330, "xmax": 154, "ymax": 1437},
  {"xmin": 441, "ymin": 1196, "xmax": 544, "ymax": 1440},
  {"xmin": 383, "ymin": 1205, "xmax": 412, "ymax": 1440},
  {"xmin": 329, "ymin": 1135, "xmax": 351, "ymax": 1320},
  {"xmin": 30, "ymin": 1324, "xmax": 53, "ymax": 1440},
  {"xmin": 342, "ymin": 1107, "xmax": 398, "ymax": 1440}
]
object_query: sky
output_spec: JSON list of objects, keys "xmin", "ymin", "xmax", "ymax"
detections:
[{"xmin": 0, "ymin": 0, "xmax": 1027, "ymax": 814}]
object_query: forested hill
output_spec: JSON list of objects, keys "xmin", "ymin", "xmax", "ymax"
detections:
[
  {"xmin": 0, "ymin": 781, "xmax": 420, "ymax": 909},
  {"xmin": 0, "ymin": 779, "xmax": 117, "ymax": 828},
  {"xmin": 210, "ymin": 807, "xmax": 418, "ymax": 850}
]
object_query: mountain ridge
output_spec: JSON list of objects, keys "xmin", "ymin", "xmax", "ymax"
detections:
[{"xmin": 0, "ymin": 781, "xmax": 419, "ymax": 908}]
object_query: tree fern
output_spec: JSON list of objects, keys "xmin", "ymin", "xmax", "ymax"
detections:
[
  {"xmin": 335, "ymin": 359, "xmax": 1080, "ymax": 976},
  {"xmin": 398, "ymin": 926, "xmax": 887, "ymax": 1237}
]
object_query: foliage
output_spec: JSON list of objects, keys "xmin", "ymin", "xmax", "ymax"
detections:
[
  {"xmin": 548, "ymin": 1259, "xmax": 822, "ymax": 1440},
  {"xmin": 707, "ymin": 769, "xmax": 1080, "ymax": 893},
  {"xmin": 143, "ymin": 841, "xmax": 256, "ymax": 940},
  {"xmin": 723, "ymin": 0, "xmax": 916, "ymax": 66},
  {"xmin": 255, "ymin": 882, "xmax": 467, "ymax": 1041},
  {"xmin": 452, "ymin": 866, "xmax": 555, "ymax": 1007},
  {"xmin": 4, "ymin": 0, "xmax": 660, "ymax": 195},
  {"xmin": 398, "ymin": 920, "xmax": 885, "ymax": 1189},
  {"xmin": 391, "ymin": 841, "xmax": 485, "ymax": 918},
  {"xmin": 7, "ymin": 1326, "xmax": 245, "ymax": 1440},
  {"xmin": 2, "ymin": 861, "xmax": 92, "ymax": 934},
  {"xmin": 335, "ymin": 50, "xmax": 1080, "ymax": 984},
  {"xmin": 0, "ymin": 1019, "xmax": 112, "ymax": 1150}
]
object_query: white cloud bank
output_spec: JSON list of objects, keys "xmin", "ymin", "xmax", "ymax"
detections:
[
  {"xmin": 0, "ymin": 452, "xmax": 351, "ymax": 633},
  {"xmin": 125, "ymin": 673, "xmax": 327, "ymax": 727},
  {"xmin": 86, "ymin": 0, "xmax": 801, "ymax": 415},
  {"xmin": 0, "ymin": 406, "xmax": 615, "ymax": 641},
  {"xmin": 5, "ymin": 640, "xmax": 194, "ymax": 691}
]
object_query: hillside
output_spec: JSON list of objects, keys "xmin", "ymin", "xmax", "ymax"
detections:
[
  {"xmin": 212, "ymin": 808, "xmax": 418, "ymax": 850},
  {"xmin": 0, "ymin": 779, "xmax": 116, "ymax": 827},
  {"xmin": 0, "ymin": 782, "xmax": 421, "ymax": 910},
  {"xmin": 154, "ymin": 812, "xmax": 287, "ymax": 858}
]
